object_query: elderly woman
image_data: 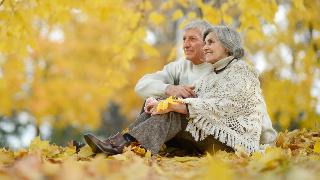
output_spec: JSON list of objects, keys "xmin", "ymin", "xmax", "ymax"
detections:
[{"xmin": 85, "ymin": 26, "xmax": 276, "ymax": 155}]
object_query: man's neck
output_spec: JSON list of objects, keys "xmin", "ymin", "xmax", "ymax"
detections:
[{"xmin": 191, "ymin": 59, "xmax": 204, "ymax": 65}]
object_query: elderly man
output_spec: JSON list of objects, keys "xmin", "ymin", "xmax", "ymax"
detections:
[
  {"xmin": 135, "ymin": 20, "xmax": 212, "ymax": 99},
  {"xmin": 84, "ymin": 20, "xmax": 217, "ymax": 154},
  {"xmin": 84, "ymin": 20, "xmax": 277, "ymax": 155}
]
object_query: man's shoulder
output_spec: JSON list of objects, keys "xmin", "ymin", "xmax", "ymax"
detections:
[
  {"xmin": 165, "ymin": 58, "xmax": 191, "ymax": 68},
  {"xmin": 167, "ymin": 58, "xmax": 193, "ymax": 66},
  {"xmin": 166, "ymin": 58, "xmax": 190, "ymax": 65}
]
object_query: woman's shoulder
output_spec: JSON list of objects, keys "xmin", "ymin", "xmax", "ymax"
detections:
[{"xmin": 230, "ymin": 59, "xmax": 259, "ymax": 78}]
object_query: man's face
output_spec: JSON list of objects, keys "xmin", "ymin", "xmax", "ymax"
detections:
[{"xmin": 183, "ymin": 28, "xmax": 205, "ymax": 64}]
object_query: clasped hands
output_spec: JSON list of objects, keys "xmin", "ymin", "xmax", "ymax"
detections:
[
  {"xmin": 144, "ymin": 97, "xmax": 160, "ymax": 115},
  {"xmin": 144, "ymin": 85, "xmax": 194, "ymax": 115},
  {"xmin": 144, "ymin": 97, "xmax": 188, "ymax": 115}
]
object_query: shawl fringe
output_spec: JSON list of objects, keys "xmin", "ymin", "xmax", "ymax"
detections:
[{"xmin": 186, "ymin": 116, "xmax": 259, "ymax": 154}]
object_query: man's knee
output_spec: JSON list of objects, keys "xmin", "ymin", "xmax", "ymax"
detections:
[{"xmin": 139, "ymin": 100, "xmax": 146, "ymax": 114}]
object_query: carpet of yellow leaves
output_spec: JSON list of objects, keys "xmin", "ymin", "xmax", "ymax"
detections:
[{"xmin": 1, "ymin": 129, "xmax": 320, "ymax": 180}]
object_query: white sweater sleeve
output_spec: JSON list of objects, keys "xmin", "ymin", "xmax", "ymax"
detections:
[{"xmin": 134, "ymin": 61, "xmax": 181, "ymax": 98}]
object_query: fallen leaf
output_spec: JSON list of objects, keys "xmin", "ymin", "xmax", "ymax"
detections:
[
  {"xmin": 0, "ymin": 149, "xmax": 14, "ymax": 165},
  {"xmin": 313, "ymin": 141, "xmax": 320, "ymax": 153},
  {"xmin": 77, "ymin": 145, "xmax": 94, "ymax": 158}
]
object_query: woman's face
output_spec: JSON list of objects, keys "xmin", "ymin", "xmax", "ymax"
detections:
[{"xmin": 203, "ymin": 32, "xmax": 229, "ymax": 64}]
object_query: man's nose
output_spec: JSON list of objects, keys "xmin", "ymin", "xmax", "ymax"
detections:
[{"xmin": 183, "ymin": 40, "xmax": 191, "ymax": 48}]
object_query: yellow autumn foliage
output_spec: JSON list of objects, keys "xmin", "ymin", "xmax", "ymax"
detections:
[
  {"xmin": 0, "ymin": 0, "xmax": 155, "ymax": 129},
  {"xmin": 0, "ymin": 0, "xmax": 319, "ymax": 131},
  {"xmin": 116, "ymin": 0, "xmax": 320, "ymax": 131},
  {"xmin": 0, "ymin": 129, "xmax": 320, "ymax": 179}
]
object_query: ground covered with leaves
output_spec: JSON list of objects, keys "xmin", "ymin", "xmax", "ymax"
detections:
[{"xmin": 1, "ymin": 129, "xmax": 320, "ymax": 180}]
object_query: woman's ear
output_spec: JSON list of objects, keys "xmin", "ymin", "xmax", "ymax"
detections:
[{"xmin": 225, "ymin": 48, "xmax": 231, "ymax": 56}]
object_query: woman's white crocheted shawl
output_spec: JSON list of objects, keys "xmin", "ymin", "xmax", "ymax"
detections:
[{"xmin": 182, "ymin": 57, "xmax": 264, "ymax": 153}]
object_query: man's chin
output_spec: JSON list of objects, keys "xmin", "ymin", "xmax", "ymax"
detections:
[{"xmin": 185, "ymin": 55, "xmax": 194, "ymax": 60}]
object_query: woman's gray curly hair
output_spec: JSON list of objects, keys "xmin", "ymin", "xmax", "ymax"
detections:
[{"xmin": 203, "ymin": 26, "xmax": 245, "ymax": 59}]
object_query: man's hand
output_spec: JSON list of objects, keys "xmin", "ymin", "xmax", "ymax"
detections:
[
  {"xmin": 165, "ymin": 85, "xmax": 196, "ymax": 98},
  {"xmin": 144, "ymin": 97, "xmax": 159, "ymax": 114}
]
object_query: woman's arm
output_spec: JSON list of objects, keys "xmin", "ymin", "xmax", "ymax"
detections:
[
  {"xmin": 170, "ymin": 103, "xmax": 188, "ymax": 114},
  {"xmin": 151, "ymin": 102, "xmax": 188, "ymax": 115}
]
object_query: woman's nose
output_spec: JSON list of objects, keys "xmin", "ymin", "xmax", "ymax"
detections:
[{"xmin": 203, "ymin": 44, "xmax": 208, "ymax": 51}]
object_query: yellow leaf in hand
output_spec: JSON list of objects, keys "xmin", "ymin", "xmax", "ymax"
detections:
[
  {"xmin": 156, "ymin": 100, "xmax": 168, "ymax": 112},
  {"xmin": 156, "ymin": 96, "xmax": 183, "ymax": 112},
  {"xmin": 167, "ymin": 96, "xmax": 178, "ymax": 104}
]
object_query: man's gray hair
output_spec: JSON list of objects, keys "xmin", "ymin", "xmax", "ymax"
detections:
[
  {"xmin": 184, "ymin": 20, "xmax": 212, "ymax": 35},
  {"xmin": 203, "ymin": 26, "xmax": 245, "ymax": 59}
]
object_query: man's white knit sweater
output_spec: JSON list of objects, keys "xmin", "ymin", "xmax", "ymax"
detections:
[{"xmin": 135, "ymin": 58, "xmax": 213, "ymax": 98}]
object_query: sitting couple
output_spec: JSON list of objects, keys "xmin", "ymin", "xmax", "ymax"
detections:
[{"xmin": 84, "ymin": 20, "xmax": 277, "ymax": 155}]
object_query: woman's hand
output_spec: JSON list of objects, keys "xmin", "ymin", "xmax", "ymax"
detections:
[
  {"xmin": 151, "ymin": 102, "xmax": 188, "ymax": 115},
  {"xmin": 151, "ymin": 103, "xmax": 172, "ymax": 115},
  {"xmin": 144, "ymin": 97, "xmax": 158, "ymax": 114}
]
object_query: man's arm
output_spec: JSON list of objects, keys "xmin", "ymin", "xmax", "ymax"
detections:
[
  {"xmin": 135, "ymin": 60, "xmax": 196, "ymax": 98},
  {"xmin": 135, "ymin": 62, "xmax": 176, "ymax": 98},
  {"xmin": 165, "ymin": 85, "xmax": 196, "ymax": 98}
]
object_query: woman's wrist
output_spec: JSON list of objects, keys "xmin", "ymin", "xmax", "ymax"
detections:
[{"xmin": 171, "ymin": 103, "xmax": 188, "ymax": 114}]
